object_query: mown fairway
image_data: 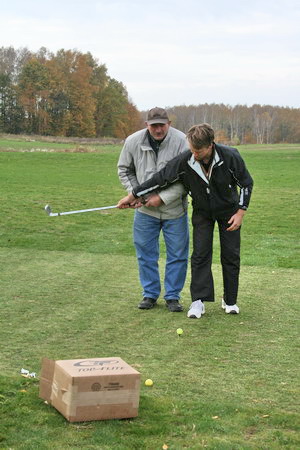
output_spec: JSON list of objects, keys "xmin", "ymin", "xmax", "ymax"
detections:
[{"xmin": 0, "ymin": 138, "xmax": 299, "ymax": 449}]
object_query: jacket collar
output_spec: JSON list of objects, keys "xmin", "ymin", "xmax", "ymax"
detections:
[{"xmin": 188, "ymin": 148, "xmax": 222, "ymax": 184}]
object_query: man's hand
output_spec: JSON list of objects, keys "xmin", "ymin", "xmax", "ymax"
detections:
[
  {"xmin": 143, "ymin": 194, "xmax": 164, "ymax": 207},
  {"xmin": 117, "ymin": 193, "xmax": 164, "ymax": 209},
  {"xmin": 117, "ymin": 193, "xmax": 136, "ymax": 209},
  {"xmin": 226, "ymin": 209, "xmax": 246, "ymax": 231}
]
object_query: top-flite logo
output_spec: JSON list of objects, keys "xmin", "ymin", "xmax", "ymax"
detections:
[{"xmin": 74, "ymin": 360, "xmax": 119, "ymax": 367}]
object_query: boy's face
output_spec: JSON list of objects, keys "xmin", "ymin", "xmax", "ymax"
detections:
[{"xmin": 189, "ymin": 142, "xmax": 214, "ymax": 163}]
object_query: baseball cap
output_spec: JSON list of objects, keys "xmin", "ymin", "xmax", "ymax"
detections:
[{"xmin": 146, "ymin": 107, "xmax": 169, "ymax": 125}]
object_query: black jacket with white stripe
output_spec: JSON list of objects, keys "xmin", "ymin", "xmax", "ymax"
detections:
[{"xmin": 132, "ymin": 143, "xmax": 254, "ymax": 219}]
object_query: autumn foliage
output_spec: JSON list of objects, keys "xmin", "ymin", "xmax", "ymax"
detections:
[
  {"xmin": 1, "ymin": 46, "xmax": 300, "ymax": 143},
  {"xmin": 0, "ymin": 46, "xmax": 143, "ymax": 138}
]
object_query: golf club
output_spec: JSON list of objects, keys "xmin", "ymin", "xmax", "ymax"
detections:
[{"xmin": 45, "ymin": 204, "xmax": 118, "ymax": 217}]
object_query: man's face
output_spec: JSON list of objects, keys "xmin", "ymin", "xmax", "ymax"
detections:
[
  {"xmin": 146, "ymin": 122, "xmax": 170, "ymax": 141},
  {"xmin": 189, "ymin": 142, "xmax": 213, "ymax": 163}
]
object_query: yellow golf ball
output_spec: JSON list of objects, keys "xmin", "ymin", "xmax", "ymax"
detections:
[
  {"xmin": 177, "ymin": 328, "xmax": 183, "ymax": 335},
  {"xmin": 145, "ymin": 379, "xmax": 153, "ymax": 386}
]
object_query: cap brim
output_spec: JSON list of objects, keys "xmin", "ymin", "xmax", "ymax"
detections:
[{"xmin": 146, "ymin": 119, "xmax": 169, "ymax": 125}]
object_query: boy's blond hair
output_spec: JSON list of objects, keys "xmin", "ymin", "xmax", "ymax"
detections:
[{"xmin": 186, "ymin": 123, "xmax": 215, "ymax": 149}]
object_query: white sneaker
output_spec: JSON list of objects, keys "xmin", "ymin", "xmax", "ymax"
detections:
[
  {"xmin": 222, "ymin": 299, "xmax": 239, "ymax": 314},
  {"xmin": 187, "ymin": 300, "xmax": 205, "ymax": 318}
]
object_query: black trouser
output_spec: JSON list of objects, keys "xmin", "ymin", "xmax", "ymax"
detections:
[{"xmin": 190, "ymin": 213, "xmax": 241, "ymax": 305}]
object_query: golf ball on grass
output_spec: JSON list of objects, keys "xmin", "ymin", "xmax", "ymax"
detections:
[
  {"xmin": 145, "ymin": 379, "xmax": 153, "ymax": 386},
  {"xmin": 176, "ymin": 328, "xmax": 183, "ymax": 336}
]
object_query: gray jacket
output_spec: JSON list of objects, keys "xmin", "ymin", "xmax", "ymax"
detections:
[{"xmin": 118, "ymin": 127, "xmax": 189, "ymax": 219}]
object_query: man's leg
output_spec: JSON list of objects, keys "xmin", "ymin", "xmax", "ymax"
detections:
[
  {"xmin": 133, "ymin": 210, "xmax": 161, "ymax": 301},
  {"xmin": 162, "ymin": 213, "xmax": 189, "ymax": 301},
  {"xmin": 218, "ymin": 218, "xmax": 241, "ymax": 306},
  {"xmin": 190, "ymin": 214, "xmax": 215, "ymax": 302}
]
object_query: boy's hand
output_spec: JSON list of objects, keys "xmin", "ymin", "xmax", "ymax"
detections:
[
  {"xmin": 143, "ymin": 194, "xmax": 163, "ymax": 207},
  {"xmin": 227, "ymin": 209, "xmax": 246, "ymax": 231}
]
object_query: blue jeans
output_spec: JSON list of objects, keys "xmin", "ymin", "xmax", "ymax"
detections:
[{"xmin": 133, "ymin": 210, "xmax": 189, "ymax": 301}]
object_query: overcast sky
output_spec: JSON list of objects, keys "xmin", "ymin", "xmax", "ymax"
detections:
[{"xmin": 1, "ymin": 0, "xmax": 299, "ymax": 111}]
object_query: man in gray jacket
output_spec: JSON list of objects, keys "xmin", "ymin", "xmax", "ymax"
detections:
[{"xmin": 117, "ymin": 107, "xmax": 189, "ymax": 312}]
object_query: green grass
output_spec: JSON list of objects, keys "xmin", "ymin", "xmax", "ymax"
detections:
[
  {"xmin": 236, "ymin": 145, "xmax": 300, "ymax": 268},
  {"xmin": 0, "ymin": 139, "xmax": 299, "ymax": 449}
]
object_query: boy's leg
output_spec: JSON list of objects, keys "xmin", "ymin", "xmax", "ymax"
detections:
[
  {"xmin": 218, "ymin": 218, "xmax": 241, "ymax": 305},
  {"xmin": 190, "ymin": 214, "xmax": 215, "ymax": 302}
]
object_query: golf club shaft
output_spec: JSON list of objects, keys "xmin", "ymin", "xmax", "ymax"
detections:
[{"xmin": 46, "ymin": 205, "xmax": 118, "ymax": 216}]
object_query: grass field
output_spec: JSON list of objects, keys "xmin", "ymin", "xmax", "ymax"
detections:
[{"xmin": 0, "ymin": 137, "xmax": 299, "ymax": 449}]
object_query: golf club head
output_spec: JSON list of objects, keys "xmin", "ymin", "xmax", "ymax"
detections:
[{"xmin": 44, "ymin": 204, "xmax": 52, "ymax": 215}]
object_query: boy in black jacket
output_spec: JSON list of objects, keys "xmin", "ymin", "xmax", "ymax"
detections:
[{"xmin": 118, "ymin": 123, "xmax": 253, "ymax": 319}]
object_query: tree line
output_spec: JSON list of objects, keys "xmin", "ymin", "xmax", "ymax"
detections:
[
  {"xmin": 0, "ymin": 46, "xmax": 143, "ymax": 138},
  {"xmin": 1, "ymin": 46, "xmax": 299, "ymax": 143},
  {"xmin": 147, "ymin": 103, "xmax": 300, "ymax": 145}
]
